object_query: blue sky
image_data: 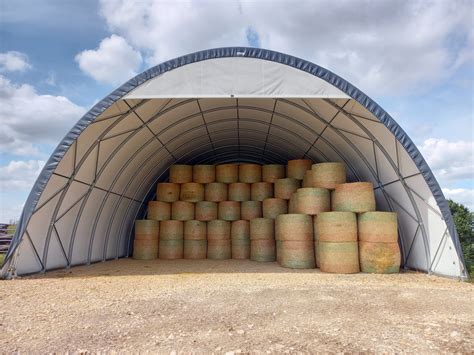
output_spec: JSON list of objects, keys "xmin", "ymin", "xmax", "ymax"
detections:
[{"xmin": 0, "ymin": 0, "xmax": 473, "ymax": 221}]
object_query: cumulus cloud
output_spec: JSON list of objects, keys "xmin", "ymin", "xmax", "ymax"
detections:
[
  {"xmin": 443, "ymin": 188, "xmax": 474, "ymax": 211},
  {"xmin": 418, "ymin": 138, "xmax": 473, "ymax": 182},
  {"xmin": 93, "ymin": 0, "xmax": 472, "ymax": 95},
  {"xmin": 0, "ymin": 160, "xmax": 45, "ymax": 191},
  {"xmin": 75, "ymin": 34, "xmax": 142, "ymax": 85},
  {"xmin": 0, "ymin": 51, "xmax": 32, "ymax": 72},
  {"xmin": 0, "ymin": 75, "xmax": 85, "ymax": 156}
]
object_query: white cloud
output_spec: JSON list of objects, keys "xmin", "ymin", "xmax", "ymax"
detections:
[
  {"xmin": 0, "ymin": 160, "xmax": 45, "ymax": 222},
  {"xmin": 75, "ymin": 34, "xmax": 142, "ymax": 85},
  {"xmin": 418, "ymin": 138, "xmax": 473, "ymax": 183},
  {"xmin": 0, "ymin": 160, "xmax": 45, "ymax": 190},
  {"xmin": 0, "ymin": 75, "xmax": 86, "ymax": 156},
  {"xmin": 0, "ymin": 51, "xmax": 32, "ymax": 72},
  {"xmin": 443, "ymin": 188, "xmax": 474, "ymax": 211},
  {"xmin": 94, "ymin": 0, "xmax": 472, "ymax": 96}
]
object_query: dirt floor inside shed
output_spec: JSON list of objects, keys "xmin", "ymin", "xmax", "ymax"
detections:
[{"xmin": 1, "ymin": 259, "xmax": 473, "ymax": 353}]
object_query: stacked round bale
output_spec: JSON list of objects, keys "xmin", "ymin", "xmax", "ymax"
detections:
[
  {"xmin": 133, "ymin": 159, "xmax": 401, "ymax": 275},
  {"xmin": 134, "ymin": 162, "xmax": 290, "ymax": 261}
]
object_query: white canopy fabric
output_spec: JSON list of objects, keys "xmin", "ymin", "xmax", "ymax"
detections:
[{"xmin": 1, "ymin": 47, "xmax": 467, "ymax": 279}]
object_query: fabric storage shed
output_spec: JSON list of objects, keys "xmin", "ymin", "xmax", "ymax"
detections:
[{"xmin": 1, "ymin": 47, "xmax": 468, "ymax": 280}]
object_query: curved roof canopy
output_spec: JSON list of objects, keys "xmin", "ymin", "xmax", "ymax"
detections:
[{"xmin": 1, "ymin": 47, "xmax": 468, "ymax": 279}]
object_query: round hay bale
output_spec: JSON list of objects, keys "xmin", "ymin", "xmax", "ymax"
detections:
[
  {"xmin": 184, "ymin": 240, "xmax": 207, "ymax": 259},
  {"xmin": 359, "ymin": 241, "xmax": 401, "ymax": 274},
  {"xmin": 295, "ymin": 187, "xmax": 330, "ymax": 215},
  {"xmin": 262, "ymin": 164, "xmax": 286, "ymax": 183},
  {"xmin": 316, "ymin": 212, "xmax": 357, "ymax": 242},
  {"xmin": 287, "ymin": 159, "xmax": 312, "ymax": 180},
  {"xmin": 241, "ymin": 201, "xmax": 262, "ymax": 220},
  {"xmin": 332, "ymin": 182, "xmax": 376, "ymax": 213},
  {"xmin": 169, "ymin": 164, "xmax": 192, "ymax": 183},
  {"xmin": 311, "ymin": 162, "xmax": 346, "ymax": 189},
  {"xmin": 228, "ymin": 182, "xmax": 251, "ymax": 201},
  {"xmin": 251, "ymin": 182, "xmax": 273, "ymax": 201},
  {"xmin": 133, "ymin": 239, "xmax": 158, "ymax": 260},
  {"xmin": 275, "ymin": 214, "xmax": 313, "ymax": 241},
  {"xmin": 319, "ymin": 241, "xmax": 359, "ymax": 274},
  {"xmin": 231, "ymin": 220, "xmax": 250, "ymax": 240},
  {"xmin": 288, "ymin": 192, "xmax": 298, "ymax": 213},
  {"xmin": 262, "ymin": 198, "xmax": 287, "ymax": 219},
  {"xmin": 218, "ymin": 201, "xmax": 240, "ymax": 221},
  {"xmin": 250, "ymin": 218, "xmax": 274, "ymax": 240},
  {"xmin": 171, "ymin": 201, "xmax": 195, "ymax": 221},
  {"xmin": 135, "ymin": 219, "xmax": 159, "ymax": 240},
  {"xmin": 302, "ymin": 170, "xmax": 316, "ymax": 187},
  {"xmin": 193, "ymin": 165, "xmax": 215, "ymax": 183},
  {"xmin": 358, "ymin": 212, "xmax": 398, "ymax": 243},
  {"xmin": 239, "ymin": 164, "xmax": 262, "ymax": 183},
  {"xmin": 279, "ymin": 240, "xmax": 315, "ymax": 269},
  {"xmin": 207, "ymin": 220, "xmax": 231, "ymax": 240},
  {"xmin": 251, "ymin": 239, "xmax": 276, "ymax": 262},
  {"xmin": 204, "ymin": 182, "xmax": 228, "ymax": 202},
  {"xmin": 147, "ymin": 201, "xmax": 171, "ymax": 221},
  {"xmin": 160, "ymin": 220, "xmax": 184, "ymax": 240},
  {"xmin": 216, "ymin": 163, "xmax": 239, "ymax": 183},
  {"xmin": 195, "ymin": 201, "xmax": 218, "ymax": 221},
  {"xmin": 232, "ymin": 239, "xmax": 250, "ymax": 259},
  {"xmin": 207, "ymin": 239, "xmax": 231, "ymax": 260},
  {"xmin": 180, "ymin": 182, "xmax": 204, "ymax": 202},
  {"xmin": 231, "ymin": 220, "xmax": 250, "ymax": 259},
  {"xmin": 159, "ymin": 239, "xmax": 183, "ymax": 259},
  {"xmin": 183, "ymin": 220, "xmax": 207, "ymax": 240},
  {"xmin": 156, "ymin": 183, "xmax": 180, "ymax": 202},
  {"xmin": 274, "ymin": 178, "xmax": 301, "ymax": 199}
]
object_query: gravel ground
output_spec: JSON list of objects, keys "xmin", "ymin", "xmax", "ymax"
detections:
[{"xmin": 1, "ymin": 259, "xmax": 473, "ymax": 353}]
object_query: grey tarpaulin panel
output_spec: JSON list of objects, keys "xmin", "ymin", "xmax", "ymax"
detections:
[{"xmin": 1, "ymin": 47, "xmax": 467, "ymax": 279}]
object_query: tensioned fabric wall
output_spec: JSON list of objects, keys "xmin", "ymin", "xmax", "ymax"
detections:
[{"xmin": 1, "ymin": 47, "xmax": 468, "ymax": 279}]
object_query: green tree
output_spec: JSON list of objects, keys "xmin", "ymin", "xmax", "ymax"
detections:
[{"xmin": 448, "ymin": 199, "xmax": 474, "ymax": 278}]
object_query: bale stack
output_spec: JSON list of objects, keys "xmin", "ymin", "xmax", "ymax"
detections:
[
  {"xmin": 133, "ymin": 220, "xmax": 159, "ymax": 260},
  {"xmin": 250, "ymin": 218, "xmax": 276, "ymax": 262},
  {"xmin": 134, "ymin": 160, "xmax": 401, "ymax": 276},
  {"xmin": 231, "ymin": 220, "xmax": 250, "ymax": 259},
  {"xmin": 207, "ymin": 220, "xmax": 231, "ymax": 259},
  {"xmin": 358, "ymin": 212, "xmax": 400, "ymax": 273},
  {"xmin": 276, "ymin": 214, "xmax": 315, "ymax": 268},
  {"xmin": 159, "ymin": 220, "xmax": 184, "ymax": 259},
  {"xmin": 316, "ymin": 212, "xmax": 359, "ymax": 273},
  {"xmin": 184, "ymin": 220, "xmax": 207, "ymax": 259}
]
